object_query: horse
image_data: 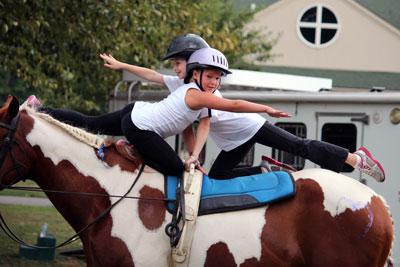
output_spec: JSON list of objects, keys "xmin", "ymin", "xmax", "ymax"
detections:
[{"xmin": 0, "ymin": 95, "xmax": 394, "ymax": 267}]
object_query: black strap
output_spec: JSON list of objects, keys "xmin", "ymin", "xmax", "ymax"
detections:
[
  {"xmin": 0, "ymin": 164, "xmax": 145, "ymax": 249},
  {"xmin": 165, "ymin": 174, "xmax": 185, "ymax": 246}
]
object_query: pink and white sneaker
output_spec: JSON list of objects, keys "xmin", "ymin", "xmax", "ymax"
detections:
[
  {"xmin": 354, "ymin": 147, "xmax": 385, "ymax": 182},
  {"xmin": 26, "ymin": 95, "xmax": 42, "ymax": 110}
]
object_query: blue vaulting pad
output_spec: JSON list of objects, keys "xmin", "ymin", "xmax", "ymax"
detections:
[{"xmin": 166, "ymin": 171, "xmax": 295, "ymax": 215}]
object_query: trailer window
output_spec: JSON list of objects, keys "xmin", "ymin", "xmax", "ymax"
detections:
[
  {"xmin": 322, "ymin": 123, "xmax": 356, "ymax": 172},
  {"xmin": 272, "ymin": 123, "xmax": 306, "ymax": 170},
  {"xmin": 237, "ymin": 145, "xmax": 255, "ymax": 167}
]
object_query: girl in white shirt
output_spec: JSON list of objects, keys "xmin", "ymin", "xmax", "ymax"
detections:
[{"xmin": 99, "ymin": 34, "xmax": 385, "ymax": 182}]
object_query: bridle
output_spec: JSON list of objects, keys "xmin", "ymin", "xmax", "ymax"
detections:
[
  {"xmin": 0, "ymin": 113, "xmax": 29, "ymax": 188},
  {"xmin": 0, "ymin": 111, "xmax": 159, "ymax": 249}
]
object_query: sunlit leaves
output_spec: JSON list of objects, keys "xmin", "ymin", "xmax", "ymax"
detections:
[{"xmin": 0, "ymin": 0, "xmax": 274, "ymax": 113}]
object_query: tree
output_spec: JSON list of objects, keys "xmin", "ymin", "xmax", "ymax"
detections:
[{"xmin": 0, "ymin": 0, "xmax": 274, "ymax": 113}]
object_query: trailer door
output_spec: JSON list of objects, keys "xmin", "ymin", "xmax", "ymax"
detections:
[{"xmin": 316, "ymin": 112, "xmax": 368, "ymax": 181}]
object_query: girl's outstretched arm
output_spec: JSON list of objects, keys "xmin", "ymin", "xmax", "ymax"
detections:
[
  {"xmin": 185, "ymin": 89, "xmax": 291, "ymax": 118},
  {"xmin": 100, "ymin": 53, "xmax": 164, "ymax": 85}
]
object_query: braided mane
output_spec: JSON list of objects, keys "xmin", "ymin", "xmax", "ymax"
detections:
[{"xmin": 21, "ymin": 105, "xmax": 104, "ymax": 149}]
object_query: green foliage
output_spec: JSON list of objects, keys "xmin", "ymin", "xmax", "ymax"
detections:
[{"xmin": 0, "ymin": 0, "xmax": 274, "ymax": 113}]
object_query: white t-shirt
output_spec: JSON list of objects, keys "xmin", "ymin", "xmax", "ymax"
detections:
[
  {"xmin": 210, "ymin": 90, "xmax": 265, "ymax": 151},
  {"xmin": 163, "ymin": 75, "xmax": 184, "ymax": 93},
  {"xmin": 131, "ymin": 82, "xmax": 209, "ymax": 138},
  {"xmin": 163, "ymin": 75, "xmax": 215, "ymax": 119},
  {"xmin": 162, "ymin": 75, "xmax": 266, "ymax": 152}
]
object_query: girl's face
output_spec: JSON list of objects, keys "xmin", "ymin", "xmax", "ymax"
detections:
[
  {"xmin": 193, "ymin": 69, "xmax": 223, "ymax": 92},
  {"xmin": 171, "ymin": 58, "xmax": 187, "ymax": 79}
]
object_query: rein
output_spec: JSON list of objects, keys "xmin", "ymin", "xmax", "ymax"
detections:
[
  {"xmin": 0, "ymin": 164, "xmax": 146, "ymax": 249},
  {"xmin": 3, "ymin": 185, "xmax": 173, "ymax": 202},
  {"xmin": 0, "ymin": 110, "xmax": 169, "ymax": 250}
]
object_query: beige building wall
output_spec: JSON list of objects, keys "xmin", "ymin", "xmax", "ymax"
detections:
[{"xmin": 247, "ymin": 0, "xmax": 400, "ymax": 73}]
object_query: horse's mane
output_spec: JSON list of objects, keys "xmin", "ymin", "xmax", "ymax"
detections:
[{"xmin": 20, "ymin": 104, "xmax": 104, "ymax": 149}]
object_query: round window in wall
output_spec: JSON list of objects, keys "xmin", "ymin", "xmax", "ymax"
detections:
[{"xmin": 297, "ymin": 4, "xmax": 339, "ymax": 48}]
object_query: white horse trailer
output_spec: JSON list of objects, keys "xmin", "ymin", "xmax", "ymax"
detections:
[{"xmin": 110, "ymin": 69, "xmax": 400, "ymax": 264}]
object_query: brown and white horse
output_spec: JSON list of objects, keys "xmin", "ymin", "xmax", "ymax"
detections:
[{"xmin": 0, "ymin": 96, "xmax": 394, "ymax": 266}]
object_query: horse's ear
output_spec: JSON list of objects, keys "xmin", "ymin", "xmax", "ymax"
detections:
[
  {"xmin": 8, "ymin": 95, "xmax": 20, "ymax": 118},
  {"xmin": 1, "ymin": 95, "xmax": 20, "ymax": 120}
]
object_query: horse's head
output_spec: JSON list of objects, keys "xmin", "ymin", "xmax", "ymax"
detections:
[{"xmin": 0, "ymin": 95, "xmax": 34, "ymax": 189}]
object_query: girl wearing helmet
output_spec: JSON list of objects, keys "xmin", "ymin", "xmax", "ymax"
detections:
[
  {"xmin": 99, "ymin": 38, "xmax": 385, "ymax": 182},
  {"xmin": 184, "ymin": 49, "xmax": 384, "ymax": 181},
  {"xmin": 100, "ymin": 33, "xmax": 208, "ymax": 90},
  {"xmin": 27, "ymin": 47, "xmax": 289, "ymax": 178},
  {"xmin": 100, "ymin": 33, "xmax": 207, "ymax": 151}
]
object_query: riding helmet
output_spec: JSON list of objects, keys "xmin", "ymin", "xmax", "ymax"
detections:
[
  {"xmin": 162, "ymin": 33, "xmax": 209, "ymax": 61},
  {"xmin": 184, "ymin": 47, "xmax": 232, "ymax": 83}
]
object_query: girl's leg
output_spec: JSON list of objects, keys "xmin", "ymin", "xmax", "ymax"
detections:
[
  {"xmin": 255, "ymin": 122, "xmax": 348, "ymax": 172},
  {"xmin": 38, "ymin": 103, "xmax": 134, "ymax": 136},
  {"xmin": 208, "ymin": 138, "xmax": 262, "ymax": 179},
  {"xmin": 121, "ymin": 114, "xmax": 184, "ymax": 176}
]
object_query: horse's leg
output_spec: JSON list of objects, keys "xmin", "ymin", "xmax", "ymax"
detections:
[
  {"xmin": 81, "ymin": 233, "xmax": 94, "ymax": 267},
  {"xmin": 81, "ymin": 221, "xmax": 134, "ymax": 267},
  {"xmin": 257, "ymin": 200, "xmax": 305, "ymax": 267}
]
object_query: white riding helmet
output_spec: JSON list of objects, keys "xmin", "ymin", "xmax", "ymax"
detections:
[{"xmin": 184, "ymin": 47, "xmax": 231, "ymax": 83}]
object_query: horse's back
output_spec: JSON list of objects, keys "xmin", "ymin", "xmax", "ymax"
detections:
[{"xmin": 191, "ymin": 169, "xmax": 393, "ymax": 266}]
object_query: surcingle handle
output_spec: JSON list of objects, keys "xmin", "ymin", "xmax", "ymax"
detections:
[
  {"xmin": 184, "ymin": 164, "xmax": 195, "ymax": 192},
  {"xmin": 170, "ymin": 164, "xmax": 202, "ymax": 267}
]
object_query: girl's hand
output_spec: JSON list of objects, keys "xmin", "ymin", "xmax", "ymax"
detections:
[
  {"xmin": 266, "ymin": 107, "xmax": 291, "ymax": 118},
  {"xmin": 184, "ymin": 155, "xmax": 200, "ymax": 171},
  {"xmin": 99, "ymin": 53, "xmax": 123, "ymax": 70}
]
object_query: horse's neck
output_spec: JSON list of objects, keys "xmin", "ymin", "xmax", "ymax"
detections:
[{"xmin": 26, "ymin": 113, "xmax": 164, "ymax": 229}]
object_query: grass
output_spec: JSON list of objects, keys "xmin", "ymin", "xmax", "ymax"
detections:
[
  {"xmin": 0, "ymin": 204, "xmax": 85, "ymax": 266},
  {"xmin": 0, "ymin": 180, "xmax": 47, "ymax": 198}
]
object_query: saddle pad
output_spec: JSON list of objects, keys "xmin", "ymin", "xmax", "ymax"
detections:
[{"xmin": 166, "ymin": 171, "xmax": 295, "ymax": 216}]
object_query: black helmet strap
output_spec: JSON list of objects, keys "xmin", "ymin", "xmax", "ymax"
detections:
[{"xmin": 194, "ymin": 69, "xmax": 205, "ymax": 91}]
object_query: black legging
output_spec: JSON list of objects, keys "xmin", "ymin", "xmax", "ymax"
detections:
[
  {"xmin": 39, "ymin": 105, "xmax": 184, "ymax": 176},
  {"xmin": 208, "ymin": 121, "xmax": 349, "ymax": 179}
]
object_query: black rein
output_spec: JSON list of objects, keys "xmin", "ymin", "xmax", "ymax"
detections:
[{"xmin": 0, "ymin": 112, "xmax": 153, "ymax": 249}]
